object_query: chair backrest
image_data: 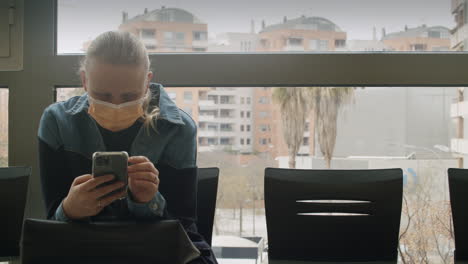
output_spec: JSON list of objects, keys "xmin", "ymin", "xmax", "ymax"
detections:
[
  {"xmin": 264, "ymin": 168, "xmax": 403, "ymax": 262},
  {"xmin": 21, "ymin": 219, "xmax": 200, "ymax": 264},
  {"xmin": 196, "ymin": 167, "xmax": 219, "ymax": 246},
  {"xmin": 0, "ymin": 166, "xmax": 31, "ymax": 257},
  {"xmin": 448, "ymin": 168, "xmax": 468, "ymax": 261}
]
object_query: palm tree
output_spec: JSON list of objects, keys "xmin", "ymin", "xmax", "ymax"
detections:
[
  {"xmin": 272, "ymin": 87, "xmax": 309, "ymax": 168},
  {"xmin": 308, "ymin": 87, "xmax": 355, "ymax": 168}
]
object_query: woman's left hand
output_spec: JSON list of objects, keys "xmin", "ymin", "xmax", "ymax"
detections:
[{"xmin": 127, "ymin": 156, "xmax": 160, "ymax": 203}]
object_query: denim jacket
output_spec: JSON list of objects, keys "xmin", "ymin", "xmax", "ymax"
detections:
[{"xmin": 38, "ymin": 83, "xmax": 198, "ymax": 222}]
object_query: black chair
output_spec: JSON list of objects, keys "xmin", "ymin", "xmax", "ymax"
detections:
[
  {"xmin": 448, "ymin": 168, "xmax": 468, "ymax": 262},
  {"xmin": 20, "ymin": 219, "xmax": 200, "ymax": 264},
  {"xmin": 264, "ymin": 168, "xmax": 403, "ymax": 262},
  {"xmin": 0, "ymin": 166, "xmax": 31, "ymax": 258},
  {"xmin": 196, "ymin": 167, "xmax": 219, "ymax": 246}
]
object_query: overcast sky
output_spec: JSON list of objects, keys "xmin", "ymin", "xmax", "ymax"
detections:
[{"xmin": 58, "ymin": 0, "xmax": 454, "ymax": 53}]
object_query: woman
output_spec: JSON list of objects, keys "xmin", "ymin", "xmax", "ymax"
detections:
[{"xmin": 38, "ymin": 31, "xmax": 217, "ymax": 264}]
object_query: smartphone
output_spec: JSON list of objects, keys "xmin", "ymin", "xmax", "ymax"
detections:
[{"xmin": 92, "ymin": 151, "xmax": 129, "ymax": 197}]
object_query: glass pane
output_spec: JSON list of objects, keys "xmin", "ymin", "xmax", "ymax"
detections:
[
  {"xmin": 55, "ymin": 86, "xmax": 460, "ymax": 263},
  {"xmin": 56, "ymin": 87, "xmax": 85, "ymax": 102},
  {"xmin": 58, "ymin": 0, "xmax": 458, "ymax": 54},
  {"xmin": 0, "ymin": 89, "xmax": 8, "ymax": 166}
]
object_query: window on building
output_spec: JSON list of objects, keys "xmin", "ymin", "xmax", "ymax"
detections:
[
  {"xmin": 141, "ymin": 29, "xmax": 155, "ymax": 39},
  {"xmin": 164, "ymin": 32, "xmax": 185, "ymax": 42},
  {"xmin": 411, "ymin": 44, "xmax": 427, "ymax": 51},
  {"xmin": 305, "ymin": 122, "xmax": 310, "ymax": 132},
  {"xmin": 220, "ymin": 109, "xmax": 232, "ymax": 117},
  {"xmin": 335, "ymin": 39, "xmax": 346, "ymax": 48},
  {"xmin": 259, "ymin": 111, "xmax": 269, "ymax": 118},
  {"xmin": 220, "ymin": 95, "xmax": 232, "ymax": 104},
  {"xmin": 310, "ymin": 39, "xmax": 329, "ymax": 51},
  {"xmin": 241, "ymin": 97, "xmax": 245, "ymax": 104},
  {"xmin": 247, "ymin": 125, "xmax": 251, "ymax": 132},
  {"xmin": 246, "ymin": 138, "xmax": 251, "ymax": 145},
  {"xmin": 240, "ymin": 138, "xmax": 244, "ymax": 145},
  {"xmin": 220, "ymin": 124, "xmax": 231, "ymax": 131},
  {"xmin": 246, "ymin": 111, "xmax": 251, "ymax": 118},
  {"xmin": 260, "ymin": 39, "xmax": 269, "ymax": 48},
  {"xmin": 259, "ymin": 96, "xmax": 269, "ymax": 104},
  {"xmin": 303, "ymin": 137, "xmax": 309, "ymax": 146},
  {"xmin": 246, "ymin": 97, "xmax": 251, "ymax": 104},
  {"xmin": 207, "ymin": 138, "xmax": 217, "ymax": 145},
  {"xmin": 207, "ymin": 124, "xmax": 218, "ymax": 131},
  {"xmin": 288, "ymin": 37, "xmax": 303, "ymax": 46},
  {"xmin": 240, "ymin": 125, "xmax": 244, "ymax": 131},
  {"xmin": 220, "ymin": 138, "xmax": 230, "ymax": 145},
  {"xmin": 193, "ymin": 48, "xmax": 207, "ymax": 52},
  {"xmin": 260, "ymin": 125, "xmax": 268, "ymax": 132},
  {"xmin": 259, "ymin": 138, "xmax": 267, "ymax": 145},
  {"xmin": 184, "ymin": 91, "xmax": 193, "ymax": 102},
  {"xmin": 193, "ymin": 31, "xmax": 208, "ymax": 41},
  {"xmin": 240, "ymin": 111, "xmax": 244, "ymax": 118},
  {"xmin": 428, "ymin": 30, "xmax": 441, "ymax": 38}
]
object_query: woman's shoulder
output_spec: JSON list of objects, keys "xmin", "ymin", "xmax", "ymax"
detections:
[
  {"xmin": 38, "ymin": 95, "xmax": 87, "ymax": 149},
  {"xmin": 42, "ymin": 95, "xmax": 86, "ymax": 119}
]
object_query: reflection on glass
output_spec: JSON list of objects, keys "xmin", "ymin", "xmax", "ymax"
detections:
[
  {"xmin": 0, "ymin": 89, "xmax": 7, "ymax": 166},
  {"xmin": 56, "ymin": 86, "xmax": 461, "ymax": 263},
  {"xmin": 58, "ymin": 0, "xmax": 457, "ymax": 54}
]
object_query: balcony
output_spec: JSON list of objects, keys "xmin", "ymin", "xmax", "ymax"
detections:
[
  {"xmin": 284, "ymin": 45, "xmax": 305, "ymax": 52},
  {"xmin": 451, "ymin": 101, "xmax": 468, "ymax": 117},
  {"xmin": 451, "ymin": 23, "xmax": 468, "ymax": 49},
  {"xmin": 198, "ymin": 130, "xmax": 218, "ymax": 137},
  {"xmin": 451, "ymin": 138, "xmax": 468, "ymax": 154},
  {"xmin": 215, "ymin": 116, "xmax": 236, "ymax": 123},
  {"xmin": 192, "ymin": 40, "xmax": 208, "ymax": 48},
  {"xmin": 199, "ymin": 100, "xmax": 217, "ymax": 110},
  {"xmin": 199, "ymin": 115, "xmax": 216, "ymax": 122},
  {"xmin": 218, "ymin": 130, "xmax": 236, "ymax": 137}
]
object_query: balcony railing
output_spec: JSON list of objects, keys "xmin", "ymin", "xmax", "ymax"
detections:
[{"xmin": 284, "ymin": 45, "xmax": 305, "ymax": 52}]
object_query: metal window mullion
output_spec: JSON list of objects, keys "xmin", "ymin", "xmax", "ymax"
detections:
[{"xmin": 53, "ymin": 53, "xmax": 468, "ymax": 87}]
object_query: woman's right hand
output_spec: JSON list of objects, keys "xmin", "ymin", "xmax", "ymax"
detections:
[{"xmin": 62, "ymin": 174, "xmax": 126, "ymax": 220}]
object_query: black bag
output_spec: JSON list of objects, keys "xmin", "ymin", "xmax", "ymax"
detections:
[{"xmin": 21, "ymin": 218, "xmax": 200, "ymax": 264}]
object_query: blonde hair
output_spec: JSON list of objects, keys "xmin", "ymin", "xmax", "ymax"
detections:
[{"xmin": 80, "ymin": 31, "xmax": 159, "ymax": 132}]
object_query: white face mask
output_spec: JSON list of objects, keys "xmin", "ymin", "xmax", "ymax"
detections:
[
  {"xmin": 87, "ymin": 95, "xmax": 147, "ymax": 109},
  {"xmin": 87, "ymin": 92, "xmax": 148, "ymax": 132}
]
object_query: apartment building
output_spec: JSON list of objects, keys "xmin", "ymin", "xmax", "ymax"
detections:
[
  {"xmin": 118, "ymin": 7, "xmax": 208, "ymax": 52},
  {"xmin": 382, "ymin": 25, "xmax": 451, "ymax": 51},
  {"xmin": 451, "ymin": 0, "xmax": 468, "ymax": 167}
]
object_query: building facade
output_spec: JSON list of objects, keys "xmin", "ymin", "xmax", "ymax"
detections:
[{"xmin": 118, "ymin": 7, "xmax": 208, "ymax": 52}]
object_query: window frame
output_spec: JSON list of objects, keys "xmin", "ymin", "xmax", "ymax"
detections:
[{"xmin": 2, "ymin": 0, "xmax": 468, "ymax": 219}]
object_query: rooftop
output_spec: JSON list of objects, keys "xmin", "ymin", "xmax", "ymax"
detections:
[
  {"xmin": 123, "ymin": 7, "xmax": 205, "ymax": 24},
  {"xmin": 260, "ymin": 16, "xmax": 343, "ymax": 33},
  {"xmin": 382, "ymin": 25, "xmax": 450, "ymax": 40}
]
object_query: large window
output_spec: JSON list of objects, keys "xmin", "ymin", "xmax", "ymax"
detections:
[
  {"xmin": 5, "ymin": 1, "xmax": 468, "ymax": 263},
  {"xmin": 0, "ymin": 88, "xmax": 8, "ymax": 166},
  {"xmin": 57, "ymin": 0, "xmax": 457, "ymax": 53},
  {"xmin": 55, "ymin": 86, "xmax": 459, "ymax": 263}
]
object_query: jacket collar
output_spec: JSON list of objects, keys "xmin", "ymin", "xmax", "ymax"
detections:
[{"xmin": 65, "ymin": 83, "xmax": 184, "ymax": 126}]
